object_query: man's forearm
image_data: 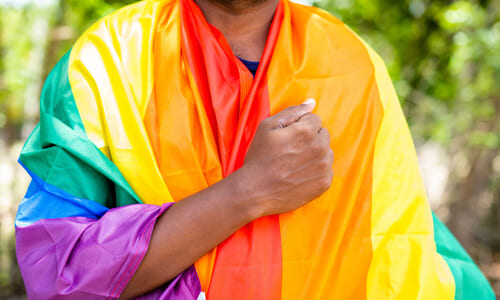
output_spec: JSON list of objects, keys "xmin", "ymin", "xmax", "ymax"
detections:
[{"xmin": 120, "ymin": 167, "xmax": 260, "ymax": 299}]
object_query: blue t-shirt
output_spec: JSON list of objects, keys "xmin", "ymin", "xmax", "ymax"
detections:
[{"xmin": 238, "ymin": 57, "xmax": 259, "ymax": 76}]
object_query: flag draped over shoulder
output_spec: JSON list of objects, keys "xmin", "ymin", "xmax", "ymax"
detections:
[{"xmin": 15, "ymin": 0, "xmax": 494, "ymax": 299}]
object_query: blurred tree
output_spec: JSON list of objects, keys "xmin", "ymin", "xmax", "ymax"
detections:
[{"xmin": 0, "ymin": 0, "xmax": 136, "ymax": 144}]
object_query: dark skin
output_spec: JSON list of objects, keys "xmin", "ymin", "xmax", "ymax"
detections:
[
  {"xmin": 195, "ymin": 0, "xmax": 279, "ymax": 61},
  {"xmin": 120, "ymin": 0, "xmax": 334, "ymax": 298}
]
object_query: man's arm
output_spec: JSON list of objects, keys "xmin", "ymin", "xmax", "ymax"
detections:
[{"xmin": 121, "ymin": 100, "xmax": 334, "ymax": 298}]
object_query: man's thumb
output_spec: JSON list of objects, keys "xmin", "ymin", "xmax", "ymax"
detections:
[{"xmin": 272, "ymin": 99, "xmax": 316, "ymax": 129}]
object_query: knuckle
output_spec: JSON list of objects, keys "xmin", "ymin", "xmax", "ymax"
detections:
[
  {"xmin": 293, "ymin": 125, "xmax": 309, "ymax": 139},
  {"xmin": 322, "ymin": 129, "xmax": 331, "ymax": 142},
  {"xmin": 296, "ymin": 123, "xmax": 308, "ymax": 133},
  {"xmin": 278, "ymin": 117, "xmax": 289, "ymax": 128},
  {"xmin": 321, "ymin": 126, "xmax": 330, "ymax": 135},
  {"xmin": 328, "ymin": 149, "xmax": 334, "ymax": 163},
  {"xmin": 311, "ymin": 113, "xmax": 321, "ymax": 124},
  {"xmin": 300, "ymin": 126, "xmax": 314, "ymax": 139},
  {"xmin": 320, "ymin": 176, "xmax": 332, "ymax": 190},
  {"xmin": 309, "ymin": 141, "xmax": 322, "ymax": 154},
  {"xmin": 259, "ymin": 118, "xmax": 270, "ymax": 129},
  {"xmin": 321, "ymin": 157, "xmax": 332, "ymax": 171}
]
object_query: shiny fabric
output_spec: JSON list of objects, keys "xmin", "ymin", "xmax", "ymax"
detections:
[
  {"xmin": 17, "ymin": 203, "xmax": 201, "ymax": 299},
  {"xmin": 16, "ymin": 0, "xmax": 494, "ymax": 298},
  {"xmin": 16, "ymin": 47, "xmax": 202, "ymax": 298},
  {"xmin": 178, "ymin": 1, "xmax": 284, "ymax": 298},
  {"xmin": 15, "ymin": 163, "xmax": 109, "ymax": 227}
]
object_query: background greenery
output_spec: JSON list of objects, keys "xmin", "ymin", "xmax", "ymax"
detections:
[{"xmin": 0, "ymin": 0, "xmax": 498, "ymax": 297}]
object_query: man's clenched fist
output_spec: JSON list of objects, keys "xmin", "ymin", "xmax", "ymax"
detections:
[{"xmin": 237, "ymin": 99, "xmax": 334, "ymax": 217}]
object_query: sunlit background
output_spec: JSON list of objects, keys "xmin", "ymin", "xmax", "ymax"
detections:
[{"xmin": 0, "ymin": 0, "xmax": 499, "ymax": 298}]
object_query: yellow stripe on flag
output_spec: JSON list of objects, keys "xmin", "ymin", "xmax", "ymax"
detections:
[
  {"xmin": 68, "ymin": 1, "xmax": 174, "ymax": 205},
  {"xmin": 365, "ymin": 42, "xmax": 455, "ymax": 299}
]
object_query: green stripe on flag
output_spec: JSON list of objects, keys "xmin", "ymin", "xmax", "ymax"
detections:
[
  {"xmin": 20, "ymin": 50, "xmax": 140, "ymax": 208},
  {"xmin": 433, "ymin": 212, "xmax": 495, "ymax": 299}
]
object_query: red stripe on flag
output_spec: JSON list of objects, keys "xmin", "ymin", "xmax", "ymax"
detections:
[{"xmin": 180, "ymin": 0, "xmax": 284, "ymax": 298}]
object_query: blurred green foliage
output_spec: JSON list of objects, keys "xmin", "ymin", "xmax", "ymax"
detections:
[
  {"xmin": 315, "ymin": 0, "xmax": 500, "ymax": 148},
  {"xmin": 0, "ymin": 0, "xmax": 135, "ymax": 139}
]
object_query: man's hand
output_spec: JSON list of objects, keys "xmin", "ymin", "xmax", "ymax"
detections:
[
  {"xmin": 122, "ymin": 99, "xmax": 333, "ymax": 299},
  {"xmin": 237, "ymin": 99, "xmax": 334, "ymax": 217}
]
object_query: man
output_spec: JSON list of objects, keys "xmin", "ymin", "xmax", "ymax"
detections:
[{"xmin": 15, "ymin": 0, "xmax": 494, "ymax": 299}]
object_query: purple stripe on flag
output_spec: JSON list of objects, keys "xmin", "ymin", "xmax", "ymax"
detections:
[
  {"xmin": 136, "ymin": 266, "xmax": 202, "ymax": 299},
  {"xmin": 16, "ymin": 203, "xmax": 202, "ymax": 299}
]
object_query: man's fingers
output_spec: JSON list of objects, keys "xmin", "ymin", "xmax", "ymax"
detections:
[
  {"xmin": 266, "ymin": 99, "xmax": 316, "ymax": 129},
  {"xmin": 318, "ymin": 127, "xmax": 331, "ymax": 148},
  {"xmin": 293, "ymin": 112, "xmax": 322, "ymax": 134},
  {"xmin": 318, "ymin": 127, "xmax": 330, "ymax": 141}
]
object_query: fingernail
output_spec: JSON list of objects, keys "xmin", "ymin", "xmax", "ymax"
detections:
[{"xmin": 303, "ymin": 98, "xmax": 316, "ymax": 107}]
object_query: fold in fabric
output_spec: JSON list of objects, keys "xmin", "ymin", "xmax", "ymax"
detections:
[
  {"xmin": 15, "ymin": 0, "xmax": 494, "ymax": 298},
  {"xmin": 16, "ymin": 37, "xmax": 202, "ymax": 298},
  {"xmin": 17, "ymin": 202, "xmax": 200, "ymax": 299}
]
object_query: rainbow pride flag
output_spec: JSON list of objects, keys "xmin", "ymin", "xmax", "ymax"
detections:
[{"xmin": 15, "ymin": 0, "xmax": 494, "ymax": 299}]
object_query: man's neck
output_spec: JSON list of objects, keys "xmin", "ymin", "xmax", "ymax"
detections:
[{"xmin": 195, "ymin": 0, "xmax": 279, "ymax": 61}]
